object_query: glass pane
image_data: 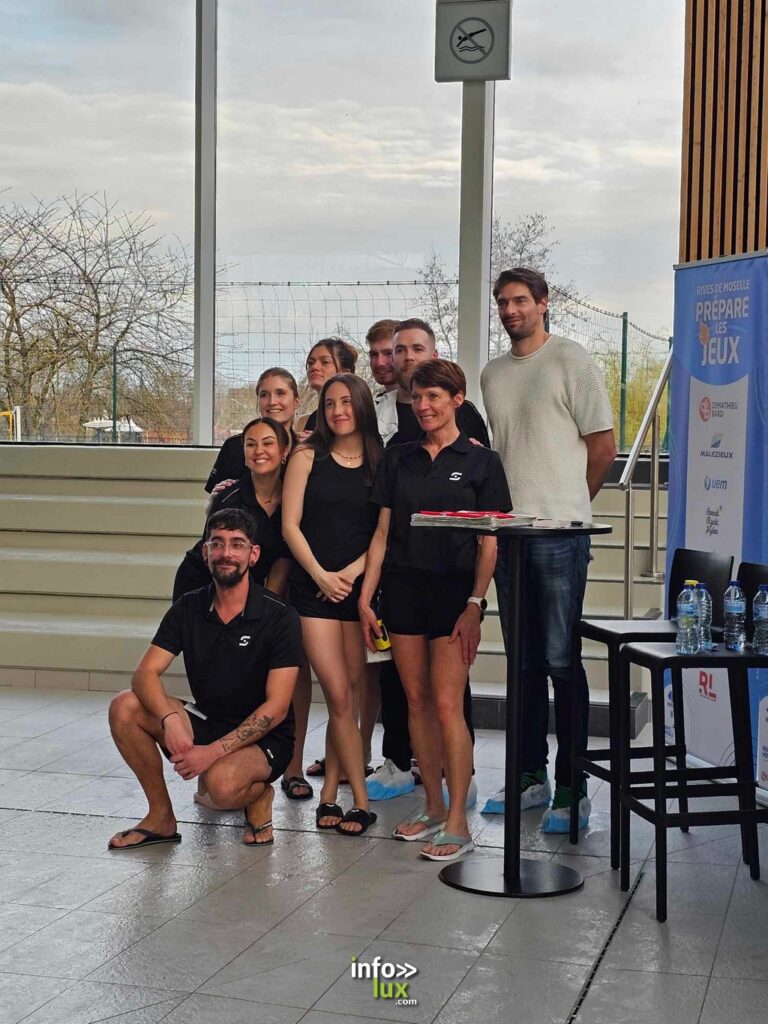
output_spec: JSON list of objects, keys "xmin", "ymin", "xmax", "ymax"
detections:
[
  {"xmin": 0, "ymin": 1, "xmax": 195, "ymax": 444},
  {"xmin": 216, "ymin": 1, "xmax": 463, "ymax": 435},
  {"xmin": 493, "ymin": 0, "xmax": 683, "ymax": 449}
]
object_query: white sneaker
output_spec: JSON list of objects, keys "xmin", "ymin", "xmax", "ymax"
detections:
[
  {"xmin": 366, "ymin": 759, "xmax": 416, "ymax": 801},
  {"xmin": 442, "ymin": 778, "xmax": 478, "ymax": 809}
]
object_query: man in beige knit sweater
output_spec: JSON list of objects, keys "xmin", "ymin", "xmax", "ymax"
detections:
[{"xmin": 480, "ymin": 267, "xmax": 616, "ymax": 832}]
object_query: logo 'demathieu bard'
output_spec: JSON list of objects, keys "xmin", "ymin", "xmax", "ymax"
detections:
[{"xmin": 351, "ymin": 956, "xmax": 418, "ymax": 1006}]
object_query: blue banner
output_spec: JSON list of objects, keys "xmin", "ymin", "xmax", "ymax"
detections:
[{"xmin": 668, "ymin": 253, "xmax": 768, "ymax": 789}]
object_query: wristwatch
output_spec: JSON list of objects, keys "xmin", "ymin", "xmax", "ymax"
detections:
[{"xmin": 466, "ymin": 596, "xmax": 487, "ymax": 620}]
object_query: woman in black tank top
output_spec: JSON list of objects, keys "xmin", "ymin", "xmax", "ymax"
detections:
[{"xmin": 283, "ymin": 374, "xmax": 383, "ymax": 836}]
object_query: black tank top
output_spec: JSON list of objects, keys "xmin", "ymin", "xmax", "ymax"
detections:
[{"xmin": 292, "ymin": 453, "xmax": 378, "ymax": 575}]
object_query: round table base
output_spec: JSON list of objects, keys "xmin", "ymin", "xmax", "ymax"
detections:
[{"xmin": 439, "ymin": 857, "xmax": 584, "ymax": 898}]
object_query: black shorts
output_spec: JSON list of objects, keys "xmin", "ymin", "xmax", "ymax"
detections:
[
  {"xmin": 289, "ymin": 572, "xmax": 362, "ymax": 622},
  {"xmin": 381, "ymin": 570, "xmax": 475, "ymax": 640},
  {"xmin": 163, "ymin": 710, "xmax": 294, "ymax": 784}
]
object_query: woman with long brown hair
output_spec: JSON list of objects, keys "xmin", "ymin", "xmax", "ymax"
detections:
[{"xmin": 282, "ymin": 373, "xmax": 383, "ymax": 835}]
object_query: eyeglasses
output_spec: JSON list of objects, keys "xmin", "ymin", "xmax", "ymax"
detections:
[{"xmin": 207, "ymin": 538, "xmax": 252, "ymax": 553}]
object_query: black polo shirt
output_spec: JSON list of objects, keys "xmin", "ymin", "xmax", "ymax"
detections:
[
  {"xmin": 371, "ymin": 432, "xmax": 512, "ymax": 575},
  {"xmin": 152, "ymin": 582, "xmax": 302, "ymax": 738},
  {"xmin": 205, "ymin": 434, "xmax": 245, "ymax": 493},
  {"xmin": 388, "ymin": 400, "xmax": 490, "ymax": 449}
]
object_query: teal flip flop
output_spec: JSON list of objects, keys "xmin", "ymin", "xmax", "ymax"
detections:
[
  {"xmin": 419, "ymin": 830, "xmax": 475, "ymax": 862},
  {"xmin": 392, "ymin": 812, "xmax": 445, "ymax": 842}
]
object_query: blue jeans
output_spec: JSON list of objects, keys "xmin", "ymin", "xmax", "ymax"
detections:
[{"xmin": 494, "ymin": 534, "xmax": 591, "ymax": 786}]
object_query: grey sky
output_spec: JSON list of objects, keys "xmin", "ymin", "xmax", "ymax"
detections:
[{"xmin": 0, "ymin": 0, "xmax": 683, "ymax": 332}]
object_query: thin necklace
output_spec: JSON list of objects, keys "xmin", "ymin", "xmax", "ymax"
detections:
[{"xmin": 332, "ymin": 448, "xmax": 364, "ymax": 464}]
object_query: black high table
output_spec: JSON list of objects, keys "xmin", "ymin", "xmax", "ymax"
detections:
[{"xmin": 412, "ymin": 518, "xmax": 612, "ymax": 898}]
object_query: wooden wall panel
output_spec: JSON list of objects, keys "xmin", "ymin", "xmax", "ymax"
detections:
[{"xmin": 679, "ymin": 0, "xmax": 768, "ymax": 262}]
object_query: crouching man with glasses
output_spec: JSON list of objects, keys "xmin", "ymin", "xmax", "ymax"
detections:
[{"xmin": 108, "ymin": 508, "xmax": 302, "ymax": 850}]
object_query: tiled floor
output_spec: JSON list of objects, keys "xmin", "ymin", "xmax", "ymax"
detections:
[{"xmin": 0, "ymin": 683, "xmax": 766, "ymax": 1024}]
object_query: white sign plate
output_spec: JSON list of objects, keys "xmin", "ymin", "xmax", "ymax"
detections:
[{"xmin": 435, "ymin": 0, "xmax": 512, "ymax": 82}]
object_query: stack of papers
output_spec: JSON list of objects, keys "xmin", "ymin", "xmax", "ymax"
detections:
[{"xmin": 411, "ymin": 511, "xmax": 537, "ymax": 530}]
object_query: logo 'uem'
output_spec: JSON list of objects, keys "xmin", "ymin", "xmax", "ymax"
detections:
[{"xmin": 704, "ymin": 476, "xmax": 727, "ymax": 491}]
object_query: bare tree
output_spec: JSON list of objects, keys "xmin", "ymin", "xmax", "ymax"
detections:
[
  {"xmin": 418, "ymin": 212, "xmax": 589, "ymax": 360},
  {"xmin": 0, "ymin": 192, "xmax": 192, "ymax": 439}
]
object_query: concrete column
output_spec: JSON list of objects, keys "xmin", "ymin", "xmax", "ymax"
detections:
[
  {"xmin": 457, "ymin": 79, "xmax": 495, "ymax": 406},
  {"xmin": 192, "ymin": 0, "xmax": 217, "ymax": 446}
]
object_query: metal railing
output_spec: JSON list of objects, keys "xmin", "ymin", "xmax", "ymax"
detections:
[{"xmin": 618, "ymin": 346, "xmax": 674, "ymax": 617}]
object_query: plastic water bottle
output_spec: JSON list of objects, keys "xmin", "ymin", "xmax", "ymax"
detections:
[
  {"xmin": 695, "ymin": 582, "xmax": 714, "ymax": 651},
  {"xmin": 676, "ymin": 580, "xmax": 699, "ymax": 654},
  {"xmin": 753, "ymin": 585, "xmax": 768, "ymax": 655},
  {"xmin": 724, "ymin": 581, "xmax": 746, "ymax": 652}
]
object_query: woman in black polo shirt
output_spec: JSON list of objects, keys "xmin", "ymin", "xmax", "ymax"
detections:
[
  {"xmin": 173, "ymin": 416, "xmax": 293, "ymax": 602},
  {"xmin": 206, "ymin": 367, "xmax": 301, "ymax": 494},
  {"xmin": 283, "ymin": 373, "xmax": 383, "ymax": 836},
  {"xmin": 359, "ymin": 359, "xmax": 511, "ymax": 862}
]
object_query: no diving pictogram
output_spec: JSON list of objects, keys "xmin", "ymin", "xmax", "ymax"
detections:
[{"xmin": 450, "ymin": 17, "xmax": 495, "ymax": 64}]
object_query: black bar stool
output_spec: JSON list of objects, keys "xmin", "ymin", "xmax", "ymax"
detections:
[
  {"xmin": 617, "ymin": 641, "xmax": 768, "ymax": 921},
  {"xmin": 571, "ymin": 549, "xmax": 734, "ymax": 866}
]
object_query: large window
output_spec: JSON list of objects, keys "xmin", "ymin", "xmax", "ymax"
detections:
[{"xmin": 0, "ymin": 1, "xmax": 195, "ymax": 443}]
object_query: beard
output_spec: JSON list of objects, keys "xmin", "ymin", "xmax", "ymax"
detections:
[{"xmin": 210, "ymin": 561, "xmax": 248, "ymax": 588}]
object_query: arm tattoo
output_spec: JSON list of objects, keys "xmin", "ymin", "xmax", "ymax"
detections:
[{"xmin": 219, "ymin": 713, "xmax": 274, "ymax": 754}]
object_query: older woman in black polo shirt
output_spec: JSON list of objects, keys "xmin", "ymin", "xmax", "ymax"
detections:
[{"xmin": 359, "ymin": 359, "xmax": 511, "ymax": 862}]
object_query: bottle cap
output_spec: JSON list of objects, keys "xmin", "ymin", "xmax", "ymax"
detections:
[
  {"xmin": 758, "ymin": 584, "xmax": 768, "ymax": 591},
  {"xmin": 695, "ymin": 582, "xmax": 708, "ymax": 589},
  {"xmin": 683, "ymin": 579, "xmax": 698, "ymax": 586},
  {"xmin": 729, "ymin": 580, "xmax": 740, "ymax": 586}
]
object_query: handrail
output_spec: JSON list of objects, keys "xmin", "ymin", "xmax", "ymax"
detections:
[
  {"xmin": 618, "ymin": 347, "xmax": 674, "ymax": 491},
  {"xmin": 619, "ymin": 346, "xmax": 673, "ymax": 617}
]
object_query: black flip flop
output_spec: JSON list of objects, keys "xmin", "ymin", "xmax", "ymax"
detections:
[
  {"xmin": 243, "ymin": 811, "xmax": 274, "ymax": 846},
  {"xmin": 336, "ymin": 808, "xmax": 377, "ymax": 836},
  {"xmin": 306, "ymin": 758, "xmax": 325, "ymax": 777},
  {"xmin": 108, "ymin": 828, "xmax": 181, "ymax": 851},
  {"xmin": 281, "ymin": 775, "xmax": 314, "ymax": 800},
  {"xmin": 316, "ymin": 802, "xmax": 343, "ymax": 830}
]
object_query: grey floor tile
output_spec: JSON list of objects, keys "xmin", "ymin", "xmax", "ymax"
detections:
[
  {"xmin": 42, "ymin": 738, "xmax": 125, "ymax": 776},
  {"xmin": 20, "ymin": 980, "xmax": 187, "ymax": 1024},
  {"xmin": 0, "ymin": 710, "xmax": 91, "ymax": 739},
  {"xmin": 699, "ymin": 976, "xmax": 768, "ymax": 1024},
  {"xmin": 381, "ymin": 869, "xmax": 516, "ymax": 951},
  {"xmin": 14, "ymin": 855, "xmax": 148, "ymax": 910},
  {"xmin": 0, "ymin": 771, "xmax": 94, "ymax": 810},
  {"xmin": 601, "ymin": 907, "xmax": 724, "ymax": 975},
  {"xmin": 0, "ymin": 908, "xmax": 164, "ymax": 979},
  {"xmin": 0, "ymin": 972, "xmax": 71, "ymax": 1024},
  {"xmin": 302, "ymin": 1013, "xmax": 395, "ymax": 1024},
  {"xmin": 163, "ymin": 993, "xmax": 304, "ymax": 1024},
  {"xmin": 575, "ymin": 968, "xmax": 708, "ymax": 1024},
  {"xmin": 711, "ymin": 907, "xmax": 768, "ymax": 980},
  {"xmin": 0, "ymin": 902, "xmax": 68, "ymax": 952},
  {"xmin": 89, "ymin": 915, "xmax": 269, "ymax": 991},
  {"xmin": 39, "ymin": 775, "xmax": 150, "ymax": 816},
  {"xmin": 315, "ymin": 938, "xmax": 478, "ymax": 1023},
  {"xmin": 85, "ymin": 859, "xmax": 244, "ymax": 920},
  {"xmin": 435, "ymin": 952, "xmax": 588, "ymax": 1024},
  {"xmin": 630, "ymin": 861, "xmax": 738, "ymax": 917},
  {"xmin": 0, "ymin": 736, "xmax": 85, "ymax": 771},
  {"xmin": 0, "ymin": 851, "xmax": 97, "ymax": 901},
  {"xmin": 665, "ymin": 830, "xmax": 745, "ymax": 865},
  {"xmin": 488, "ymin": 868, "xmax": 628, "ymax": 966},
  {"xmin": 179, "ymin": 858, "xmax": 331, "ymax": 931},
  {"xmin": 44, "ymin": 713, "xmax": 113, "ymax": 742},
  {"xmin": 200, "ymin": 923, "xmax": 367, "ymax": 1009}
]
